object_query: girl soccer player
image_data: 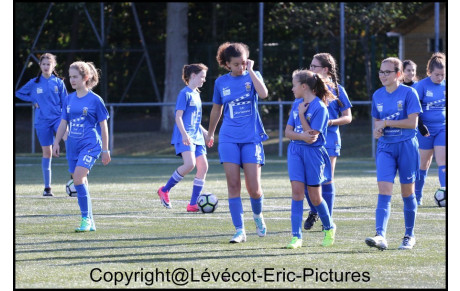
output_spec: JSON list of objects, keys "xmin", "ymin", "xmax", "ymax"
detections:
[
  {"xmin": 206, "ymin": 42, "xmax": 268, "ymax": 243},
  {"xmin": 285, "ymin": 69, "xmax": 337, "ymax": 249},
  {"xmin": 157, "ymin": 63, "xmax": 209, "ymax": 212},
  {"xmin": 303, "ymin": 53, "xmax": 352, "ymax": 231},
  {"xmin": 413, "ymin": 53, "xmax": 446, "ymax": 206},
  {"xmin": 365, "ymin": 57, "xmax": 422, "ymax": 250},
  {"xmin": 402, "ymin": 60, "xmax": 418, "ymax": 87},
  {"xmin": 15, "ymin": 53, "xmax": 68, "ymax": 196},
  {"xmin": 52, "ymin": 61, "xmax": 111, "ymax": 232}
]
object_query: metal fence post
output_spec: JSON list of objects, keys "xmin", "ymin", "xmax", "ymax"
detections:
[
  {"xmin": 31, "ymin": 106, "xmax": 35, "ymax": 154},
  {"xmin": 110, "ymin": 105, "xmax": 114, "ymax": 151},
  {"xmin": 278, "ymin": 103, "xmax": 283, "ymax": 157}
]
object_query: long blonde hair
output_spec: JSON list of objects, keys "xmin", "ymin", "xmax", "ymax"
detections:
[{"xmin": 69, "ymin": 61, "xmax": 100, "ymax": 90}]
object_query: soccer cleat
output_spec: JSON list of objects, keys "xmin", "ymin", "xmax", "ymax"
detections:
[
  {"xmin": 398, "ymin": 235, "xmax": 416, "ymax": 250},
  {"xmin": 253, "ymin": 213, "xmax": 267, "ymax": 237},
  {"xmin": 157, "ymin": 186, "xmax": 172, "ymax": 209},
  {"xmin": 365, "ymin": 234, "xmax": 388, "ymax": 251},
  {"xmin": 75, "ymin": 217, "xmax": 92, "ymax": 232},
  {"xmin": 186, "ymin": 203, "xmax": 199, "ymax": 212},
  {"xmin": 43, "ymin": 187, "xmax": 54, "ymax": 197},
  {"xmin": 229, "ymin": 229, "xmax": 247, "ymax": 243},
  {"xmin": 322, "ymin": 224, "xmax": 336, "ymax": 247},
  {"xmin": 286, "ymin": 237, "xmax": 303, "ymax": 249},
  {"xmin": 90, "ymin": 218, "xmax": 96, "ymax": 231},
  {"xmin": 304, "ymin": 211, "xmax": 319, "ymax": 230},
  {"xmin": 417, "ymin": 199, "xmax": 423, "ymax": 206}
]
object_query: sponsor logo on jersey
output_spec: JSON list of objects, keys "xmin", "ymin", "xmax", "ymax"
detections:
[
  {"xmin": 377, "ymin": 103, "xmax": 383, "ymax": 112},
  {"xmin": 223, "ymin": 87, "xmax": 231, "ymax": 96},
  {"xmin": 54, "ymin": 86, "xmax": 58, "ymax": 93},
  {"xmin": 36, "ymin": 87, "xmax": 43, "ymax": 94},
  {"xmin": 426, "ymin": 90, "xmax": 433, "ymax": 97}
]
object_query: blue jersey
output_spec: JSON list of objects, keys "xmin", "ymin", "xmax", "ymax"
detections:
[
  {"xmin": 15, "ymin": 75, "xmax": 68, "ymax": 126},
  {"xmin": 371, "ymin": 84, "xmax": 422, "ymax": 144},
  {"xmin": 325, "ymin": 84, "xmax": 352, "ymax": 149},
  {"xmin": 212, "ymin": 71, "xmax": 268, "ymax": 143},
  {"xmin": 62, "ymin": 91, "xmax": 109, "ymax": 149},
  {"xmin": 171, "ymin": 86, "xmax": 205, "ymax": 145},
  {"xmin": 287, "ymin": 97, "xmax": 329, "ymax": 147},
  {"xmin": 414, "ymin": 77, "xmax": 445, "ymax": 128}
]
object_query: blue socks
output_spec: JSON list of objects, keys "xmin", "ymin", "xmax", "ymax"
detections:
[
  {"xmin": 75, "ymin": 183, "xmax": 91, "ymax": 218},
  {"xmin": 375, "ymin": 194, "xmax": 392, "ymax": 237},
  {"xmin": 250, "ymin": 195, "xmax": 263, "ymax": 215},
  {"xmin": 42, "ymin": 157, "xmax": 51, "ymax": 188},
  {"xmin": 438, "ymin": 166, "xmax": 446, "ymax": 188},
  {"xmin": 315, "ymin": 200, "xmax": 333, "ymax": 230},
  {"xmin": 322, "ymin": 183, "xmax": 335, "ymax": 217},
  {"xmin": 190, "ymin": 178, "xmax": 205, "ymax": 205},
  {"xmin": 229, "ymin": 197, "xmax": 244, "ymax": 230},
  {"xmin": 291, "ymin": 199, "xmax": 304, "ymax": 239},
  {"xmin": 163, "ymin": 170, "xmax": 183, "ymax": 192},
  {"xmin": 403, "ymin": 194, "xmax": 417, "ymax": 237},
  {"xmin": 415, "ymin": 169, "xmax": 427, "ymax": 202}
]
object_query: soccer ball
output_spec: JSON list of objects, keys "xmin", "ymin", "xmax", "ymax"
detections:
[
  {"xmin": 66, "ymin": 179, "xmax": 78, "ymax": 197},
  {"xmin": 434, "ymin": 188, "xmax": 446, "ymax": 207},
  {"xmin": 197, "ymin": 193, "xmax": 218, "ymax": 213}
]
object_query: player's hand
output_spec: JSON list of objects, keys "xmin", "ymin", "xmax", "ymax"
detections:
[
  {"xmin": 246, "ymin": 59, "xmax": 254, "ymax": 72},
  {"xmin": 102, "ymin": 151, "xmax": 111, "ymax": 165},
  {"xmin": 374, "ymin": 128, "xmax": 383, "ymax": 139},
  {"xmin": 34, "ymin": 103, "xmax": 39, "ymax": 109},
  {"xmin": 302, "ymin": 130, "xmax": 318, "ymax": 144},
  {"xmin": 375, "ymin": 120, "xmax": 385, "ymax": 132},
  {"xmin": 206, "ymin": 135, "xmax": 214, "ymax": 148},
  {"xmin": 52, "ymin": 143, "xmax": 60, "ymax": 157},
  {"xmin": 182, "ymin": 134, "xmax": 191, "ymax": 146},
  {"xmin": 298, "ymin": 102, "xmax": 309, "ymax": 115},
  {"xmin": 418, "ymin": 123, "xmax": 430, "ymax": 137}
]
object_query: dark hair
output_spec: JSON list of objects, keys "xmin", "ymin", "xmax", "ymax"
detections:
[
  {"xmin": 292, "ymin": 69, "xmax": 336, "ymax": 105},
  {"xmin": 402, "ymin": 59, "xmax": 417, "ymax": 71},
  {"xmin": 69, "ymin": 61, "xmax": 100, "ymax": 90},
  {"xmin": 426, "ymin": 52, "xmax": 445, "ymax": 75},
  {"xmin": 216, "ymin": 42, "xmax": 249, "ymax": 70},
  {"xmin": 34, "ymin": 53, "xmax": 60, "ymax": 83},
  {"xmin": 312, "ymin": 53, "xmax": 343, "ymax": 107},
  {"xmin": 182, "ymin": 63, "xmax": 208, "ymax": 85}
]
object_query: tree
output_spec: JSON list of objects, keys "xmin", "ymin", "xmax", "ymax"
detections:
[{"xmin": 161, "ymin": 3, "xmax": 188, "ymax": 132}]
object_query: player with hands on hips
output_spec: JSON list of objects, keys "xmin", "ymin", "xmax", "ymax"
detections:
[
  {"xmin": 157, "ymin": 63, "xmax": 210, "ymax": 212},
  {"xmin": 365, "ymin": 57, "xmax": 422, "ymax": 251},
  {"xmin": 413, "ymin": 53, "xmax": 446, "ymax": 206},
  {"xmin": 53, "ymin": 61, "xmax": 111, "ymax": 232},
  {"xmin": 206, "ymin": 42, "xmax": 268, "ymax": 243},
  {"xmin": 15, "ymin": 53, "xmax": 68, "ymax": 196},
  {"xmin": 285, "ymin": 69, "xmax": 338, "ymax": 249}
]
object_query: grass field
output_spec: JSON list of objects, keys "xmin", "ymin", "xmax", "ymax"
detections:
[{"xmin": 14, "ymin": 154, "xmax": 446, "ymax": 288}]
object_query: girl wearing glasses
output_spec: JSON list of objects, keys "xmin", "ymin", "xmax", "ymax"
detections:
[
  {"xmin": 365, "ymin": 57, "xmax": 422, "ymax": 251},
  {"xmin": 413, "ymin": 53, "xmax": 446, "ymax": 205},
  {"xmin": 303, "ymin": 53, "xmax": 353, "ymax": 231}
]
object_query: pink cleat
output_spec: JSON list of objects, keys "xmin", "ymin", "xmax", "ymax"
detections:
[{"xmin": 157, "ymin": 186, "xmax": 172, "ymax": 209}]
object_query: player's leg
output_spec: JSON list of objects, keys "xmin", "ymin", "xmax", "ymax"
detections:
[
  {"xmin": 287, "ymin": 181, "xmax": 305, "ymax": 249},
  {"xmin": 433, "ymin": 129, "xmax": 446, "ymax": 190},
  {"xmin": 225, "ymin": 162, "xmax": 246, "ymax": 243},
  {"xmin": 36, "ymin": 125, "xmax": 54, "ymax": 196},
  {"xmin": 415, "ymin": 130, "xmax": 435, "ymax": 205},
  {"xmin": 73, "ymin": 165, "xmax": 92, "ymax": 232},
  {"xmin": 188, "ymin": 147, "xmax": 208, "ymax": 212},
  {"xmin": 322, "ymin": 155, "xmax": 337, "ymax": 217}
]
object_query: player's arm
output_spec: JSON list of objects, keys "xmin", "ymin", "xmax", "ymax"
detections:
[
  {"xmin": 328, "ymin": 108, "xmax": 352, "ymax": 126},
  {"xmin": 207, "ymin": 104, "xmax": 223, "ymax": 147},
  {"xmin": 375, "ymin": 113, "xmax": 418, "ymax": 131},
  {"xmin": 417, "ymin": 115, "xmax": 430, "ymax": 137},
  {"xmin": 246, "ymin": 59, "xmax": 268, "ymax": 99},
  {"xmin": 285, "ymin": 124, "xmax": 318, "ymax": 144},
  {"xmin": 52, "ymin": 119, "xmax": 68, "ymax": 157},
  {"xmin": 99, "ymin": 119, "xmax": 111, "ymax": 166},
  {"xmin": 175, "ymin": 110, "xmax": 191, "ymax": 146},
  {"xmin": 200, "ymin": 125, "xmax": 208, "ymax": 141},
  {"xmin": 373, "ymin": 118, "xmax": 383, "ymax": 139}
]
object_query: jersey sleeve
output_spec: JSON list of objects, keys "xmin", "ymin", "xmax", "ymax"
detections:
[
  {"xmin": 58, "ymin": 79, "xmax": 68, "ymax": 108},
  {"xmin": 212, "ymin": 80, "xmax": 223, "ymax": 105},
  {"xmin": 338, "ymin": 85, "xmax": 352, "ymax": 111},
  {"xmin": 95, "ymin": 96, "xmax": 110, "ymax": 123},
  {"xmin": 175, "ymin": 90, "xmax": 188, "ymax": 111},
  {"xmin": 15, "ymin": 79, "xmax": 36, "ymax": 103},
  {"xmin": 310, "ymin": 104, "xmax": 328, "ymax": 132},
  {"xmin": 406, "ymin": 87, "xmax": 423, "ymax": 115},
  {"xmin": 287, "ymin": 103, "xmax": 296, "ymax": 127},
  {"xmin": 371, "ymin": 92, "xmax": 380, "ymax": 119},
  {"xmin": 61, "ymin": 96, "xmax": 69, "ymax": 122},
  {"xmin": 413, "ymin": 81, "xmax": 425, "ymax": 103}
]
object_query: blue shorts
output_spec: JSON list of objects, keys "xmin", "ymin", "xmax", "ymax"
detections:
[
  {"xmin": 218, "ymin": 142, "xmax": 265, "ymax": 167},
  {"xmin": 376, "ymin": 138, "xmax": 420, "ymax": 184},
  {"xmin": 35, "ymin": 118, "xmax": 61, "ymax": 146},
  {"xmin": 174, "ymin": 143, "xmax": 207, "ymax": 157},
  {"xmin": 326, "ymin": 145, "xmax": 340, "ymax": 157},
  {"xmin": 287, "ymin": 143, "xmax": 332, "ymax": 186},
  {"xmin": 66, "ymin": 139, "xmax": 101, "ymax": 173},
  {"xmin": 417, "ymin": 126, "xmax": 446, "ymax": 149}
]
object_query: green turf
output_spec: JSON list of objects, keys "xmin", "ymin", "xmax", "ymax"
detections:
[{"xmin": 15, "ymin": 155, "xmax": 446, "ymax": 288}]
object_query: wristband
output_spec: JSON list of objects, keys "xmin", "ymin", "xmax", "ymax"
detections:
[{"xmin": 384, "ymin": 120, "xmax": 387, "ymax": 127}]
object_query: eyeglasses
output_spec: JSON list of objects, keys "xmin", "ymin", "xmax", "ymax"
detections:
[
  {"xmin": 378, "ymin": 70, "xmax": 397, "ymax": 76},
  {"xmin": 310, "ymin": 64, "xmax": 323, "ymax": 69}
]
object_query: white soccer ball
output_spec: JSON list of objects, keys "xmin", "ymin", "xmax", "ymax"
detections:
[
  {"xmin": 66, "ymin": 179, "xmax": 78, "ymax": 197},
  {"xmin": 434, "ymin": 188, "xmax": 446, "ymax": 207},
  {"xmin": 197, "ymin": 193, "xmax": 218, "ymax": 213}
]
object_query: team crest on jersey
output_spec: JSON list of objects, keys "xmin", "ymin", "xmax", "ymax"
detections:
[
  {"xmin": 82, "ymin": 107, "xmax": 88, "ymax": 116},
  {"xmin": 306, "ymin": 113, "xmax": 312, "ymax": 121},
  {"xmin": 245, "ymin": 82, "xmax": 251, "ymax": 92},
  {"xmin": 377, "ymin": 103, "xmax": 383, "ymax": 112},
  {"xmin": 223, "ymin": 87, "xmax": 231, "ymax": 96},
  {"xmin": 426, "ymin": 90, "xmax": 434, "ymax": 97},
  {"xmin": 36, "ymin": 87, "xmax": 43, "ymax": 94},
  {"xmin": 54, "ymin": 86, "xmax": 58, "ymax": 93},
  {"xmin": 397, "ymin": 100, "xmax": 403, "ymax": 111}
]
